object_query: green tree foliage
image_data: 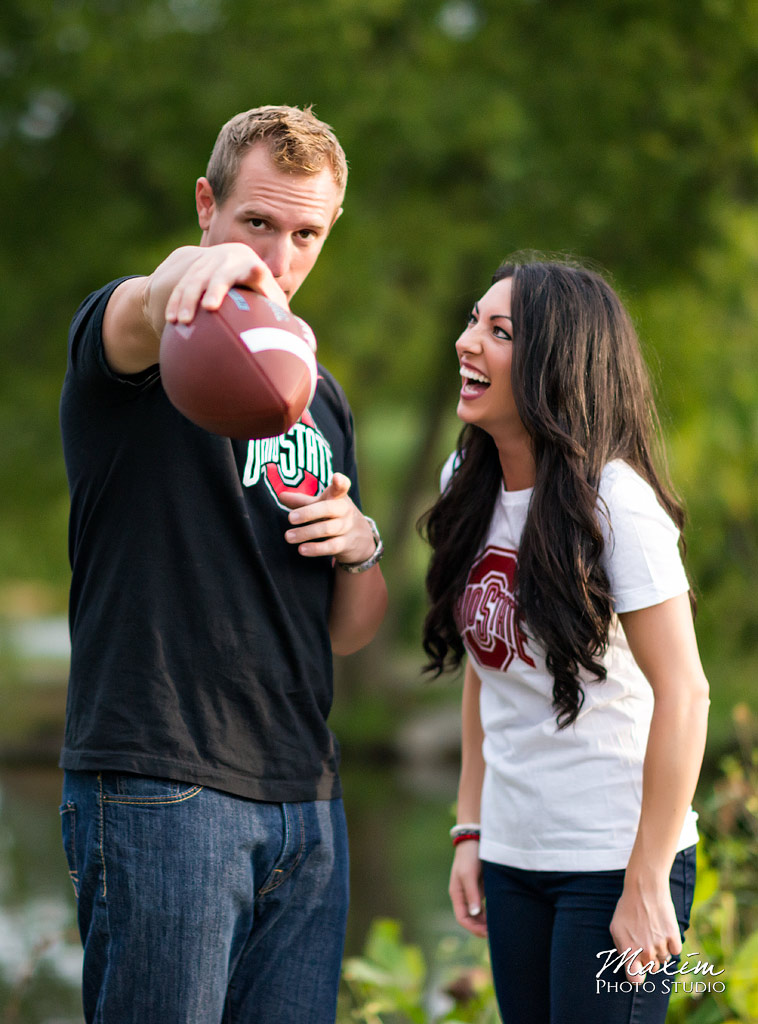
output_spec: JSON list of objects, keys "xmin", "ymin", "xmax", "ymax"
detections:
[{"xmin": 0, "ymin": 0, "xmax": 756, "ymax": 736}]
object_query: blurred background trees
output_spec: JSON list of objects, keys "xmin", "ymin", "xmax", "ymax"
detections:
[
  {"xmin": 1, "ymin": 1, "xmax": 757, "ymax": 1019},
  {"xmin": 1, "ymin": 0, "xmax": 755, "ymax": 740}
]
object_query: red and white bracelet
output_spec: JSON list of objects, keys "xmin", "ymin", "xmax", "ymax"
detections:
[{"xmin": 450, "ymin": 822, "xmax": 481, "ymax": 847}]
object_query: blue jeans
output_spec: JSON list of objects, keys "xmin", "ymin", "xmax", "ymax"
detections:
[
  {"xmin": 60, "ymin": 770, "xmax": 349, "ymax": 1024},
  {"xmin": 482, "ymin": 846, "xmax": 696, "ymax": 1024}
]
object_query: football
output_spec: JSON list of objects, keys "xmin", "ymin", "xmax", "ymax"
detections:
[{"xmin": 160, "ymin": 287, "xmax": 318, "ymax": 440}]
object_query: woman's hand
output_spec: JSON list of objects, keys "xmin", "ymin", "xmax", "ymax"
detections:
[
  {"xmin": 450, "ymin": 662, "xmax": 487, "ymax": 938},
  {"xmin": 612, "ymin": 595, "xmax": 709, "ymax": 983},
  {"xmin": 449, "ymin": 840, "xmax": 488, "ymax": 938},
  {"xmin": 610, "ymin": 874, "xmax": 682, "ymax": 983}
]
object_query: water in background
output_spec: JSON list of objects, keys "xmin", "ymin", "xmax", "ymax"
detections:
[
  {"xmin": 0, "ymin": 757, "xmax": 459, "ymax": 1024},
  {"xmin": 0, "ymin": 768, "xmax": 83, "ymax": 1024}
]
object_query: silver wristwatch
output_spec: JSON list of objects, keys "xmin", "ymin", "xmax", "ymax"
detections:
[{"xmin": 337, "ymin": 516, "xmax": 384, "ymax": 574}]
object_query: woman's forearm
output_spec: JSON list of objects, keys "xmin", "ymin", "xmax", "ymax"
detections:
[
  {"xmin": 620, "ymin": 595, "xmax": 710, "ymax": 880},
  {"xmin": 627, "ymin": 684, "xmax": 709, "ymax": 882},
  {"xmin": 612, "ymin": 595, "xmax": 710, "ymax": 977},
  {"xmin": 457, "ymin": 659, "xmax": 486, "ymax": 822}
]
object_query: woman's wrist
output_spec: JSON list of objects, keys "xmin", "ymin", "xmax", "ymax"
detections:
[
  {"xmin": 624, "ymin": 850, "xmax": 675, "ymax": 891},
  {"xmin": 450, "ymin": 822, "xmax": 481, "ymax": 846}
]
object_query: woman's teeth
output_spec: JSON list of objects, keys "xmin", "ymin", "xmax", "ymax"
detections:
[{"xmin": 460, "ymin": 367, "xmax": 491, "ymax": 386}]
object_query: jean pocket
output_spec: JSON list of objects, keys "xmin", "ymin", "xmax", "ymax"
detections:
[
  {"xmin": 672, "ymin": 843, "xmax": 698, "ymax": 935},
  {"xmin": 59, "ymin": 801, "xmax": 79, "ymax": 898},
  {"xmin": 100, "ymin": 773, "xmax": 204, "ymax": 806},
  {"xmin": 681, "ymin": 844, "xmax": 697, "ymax": 924}
]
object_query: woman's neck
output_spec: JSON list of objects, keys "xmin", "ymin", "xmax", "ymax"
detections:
[{"xmin": 495, "ymin": 435, "xmax": 536, "ymax": 491}]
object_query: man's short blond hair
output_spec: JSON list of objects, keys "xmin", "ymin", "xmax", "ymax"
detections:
[{"xmin": 205, "ymin": 105, "xmax": 348, "ymax": 206}]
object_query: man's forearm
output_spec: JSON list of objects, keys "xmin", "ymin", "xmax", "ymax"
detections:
[{"xmin": 328, "ymin": 565, "xmax": 387, "ymax": 656}]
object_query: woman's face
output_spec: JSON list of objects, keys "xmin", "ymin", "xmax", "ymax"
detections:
[{"xmin": 455, "ymin": 276, "xmax": 526, "ymax": 443}]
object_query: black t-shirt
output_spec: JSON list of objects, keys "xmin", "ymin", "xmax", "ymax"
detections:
[{"xmin": 59, "ymin": 278, "xmax": 361, "ymax": 801}]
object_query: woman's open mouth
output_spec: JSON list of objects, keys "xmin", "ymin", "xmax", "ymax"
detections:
[{"xmin": 459, "ymin": 366, "xmax": 491, "ymax": 399}]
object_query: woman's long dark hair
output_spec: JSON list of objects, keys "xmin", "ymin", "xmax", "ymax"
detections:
[{"xmin": 420, "ymin": 257, "xmax": 689, "ymax": 728}]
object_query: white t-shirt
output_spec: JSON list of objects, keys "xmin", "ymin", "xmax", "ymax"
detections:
[{"xmin": 441, "ymin": 455, "xmax": 699, "ymax": 871}]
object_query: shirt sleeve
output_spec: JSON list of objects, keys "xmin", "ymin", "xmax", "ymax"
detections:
[
  {"xmin": 439, "ymin": 450, "xmax": 460, "ymax": 492},
  {"xmin": 598, "ymin": 462, "xmax": 690, "ymax": 613},
  {"xmin": 67, "ymin": 277, "xmax": 159, "ymax": 395}
]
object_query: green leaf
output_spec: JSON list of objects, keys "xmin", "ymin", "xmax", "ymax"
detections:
[{"xmin": 728, "ymin": 929, "xmax": 758, "ymax": 1021}]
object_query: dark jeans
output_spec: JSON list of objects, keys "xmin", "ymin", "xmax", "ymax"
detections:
[
  {"xmin": 482, "ymin": 846, "xmax": 696, "ymax": 1024},
  {"xmin": 60, "ymin": 770, "xmax": 350, "ymax": 1024}
]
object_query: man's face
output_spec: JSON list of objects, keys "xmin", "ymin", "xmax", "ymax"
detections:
[{"xmin": 196, "ymin": 143, "xmax": 343, "ymax": 301}]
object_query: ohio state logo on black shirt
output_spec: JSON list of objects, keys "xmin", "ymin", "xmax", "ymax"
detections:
[
  {"xmin": 241, "ymin": 409, "xmax": 334, "ymax": 510},
  {"xmin": 458, "ymin": 545, "xmax": 535, "ymax": 671}
]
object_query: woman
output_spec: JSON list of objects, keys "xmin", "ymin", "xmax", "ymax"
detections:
[{"xmin": 421, "ymin": 258, "xmax": 710, "ymax": 1023}]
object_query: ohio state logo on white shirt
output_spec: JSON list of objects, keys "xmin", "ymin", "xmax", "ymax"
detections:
[{"xmin": 458, "ymin": 545, "xmax": 535, "ymax": 671}]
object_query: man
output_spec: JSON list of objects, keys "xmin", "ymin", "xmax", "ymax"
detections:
[{"xmin": 59, "ymin": 105, "xmax": 387, "ymax": 1024}]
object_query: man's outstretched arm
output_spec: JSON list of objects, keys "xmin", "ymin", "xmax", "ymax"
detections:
[{"xmin": 102, "ymin": 243, "xmax": 288, "ymax": 375}]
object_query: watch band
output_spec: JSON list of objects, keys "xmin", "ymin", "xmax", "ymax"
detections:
[{"xmin": 337, "ymin": 516, "xmax": 384, "ymax": 574}]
